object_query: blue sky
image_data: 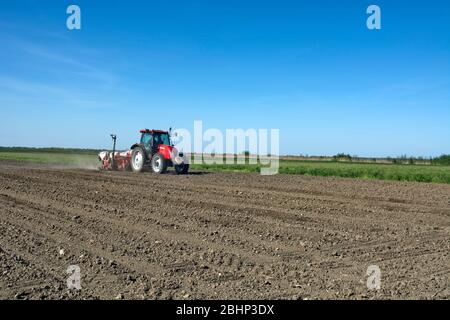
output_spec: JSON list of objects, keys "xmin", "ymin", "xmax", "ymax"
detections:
[{"xmin": 0, "ymin": 0, "xmax": 449, "ymax": 157}]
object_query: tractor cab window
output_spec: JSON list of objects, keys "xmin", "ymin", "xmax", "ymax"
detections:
[
  {"xmin": 154, "ymin": 133, "xmax": 170, "ymax": 146},
  {"xmin": 141, "ymin": 133, "xmax": 152, "ymax": 147}
]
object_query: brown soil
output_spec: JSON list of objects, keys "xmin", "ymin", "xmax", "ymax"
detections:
[{"xmin": 0, "ymin": 161, "xmax": 449, "ymax": 300}]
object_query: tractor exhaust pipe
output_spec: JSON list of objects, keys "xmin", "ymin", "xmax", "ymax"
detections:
[{"xmin": 110, "ymin": 134, "xmax": 117, "ymax": 169}]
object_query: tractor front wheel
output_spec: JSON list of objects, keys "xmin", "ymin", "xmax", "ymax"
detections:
[
  {"xmin": 175, "ymin": 164, "xmax": 189, "ymax": 174},
  {"xmin": 151, "ymin": 153, "xmax": 167, "ymax": 174},
  {"xmin": 131, "ymin": 147, "xmax": 145, "ymax": 172}
]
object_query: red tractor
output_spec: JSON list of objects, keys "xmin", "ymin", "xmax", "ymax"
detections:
[{"xmin": 99, "ymin": 129, "xmax": 189, "ymax": 174}]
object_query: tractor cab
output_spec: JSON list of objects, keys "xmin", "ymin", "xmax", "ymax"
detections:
[{"xmin": 140, "ymin": 129, "xmax": 171, "ymax": 155}]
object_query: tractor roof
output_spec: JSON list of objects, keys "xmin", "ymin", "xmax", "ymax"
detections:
[{"xmin": 140, "ymin": 129, "xmax": 169, "ymax": 134}]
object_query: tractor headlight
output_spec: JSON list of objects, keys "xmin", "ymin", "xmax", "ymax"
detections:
[{"xmin": 174, "ymin": 156, "xmax": 184, "ymax": 165}]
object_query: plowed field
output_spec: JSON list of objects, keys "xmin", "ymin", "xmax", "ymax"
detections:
[{"xmin": 0, "ymin": 161, "xmax": 449, "ymax": 299}]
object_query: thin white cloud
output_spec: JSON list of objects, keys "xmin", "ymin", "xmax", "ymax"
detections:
[
  {"xmin": 0, "ymin": 21, "xmax": 70, "ymax": 41},
  {"xmin": 0, "ymin": 76, "xmax": 116, "ymax": 110},
  {"xmin": 17, "ymin": 40, "xmax": 118, "ymax": 84},
  {"xmin": 0, "ymin": 76, "xmax": 71, "ymax": 96}
]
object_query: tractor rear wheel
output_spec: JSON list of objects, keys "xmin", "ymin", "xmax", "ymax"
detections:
[
  {"xmin": 151, "ymin": 153, "xmax": 167, "ymax": 174},
  {"xmin": 175, "ymin": 164, "xmax": 189, "ymax": 174},
  {"xmin": 131, "ymin": 147, "xmax": 145, "ymax": 172}
]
